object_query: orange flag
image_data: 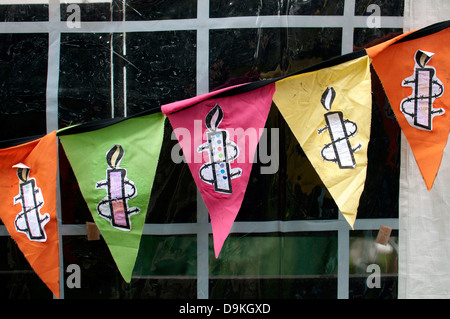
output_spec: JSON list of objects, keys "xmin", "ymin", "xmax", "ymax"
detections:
[
  {"xmin": 367, "ymin": 20, "xmax": 450, "ymax": 190},
  {"xmin": 0, "ymin": 132, "xmax": 60, "ymax": 298}
]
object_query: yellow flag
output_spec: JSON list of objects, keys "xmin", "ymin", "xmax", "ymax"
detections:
[{"xmin": 273, "ymin": 53, "xmax": 372, "ymax": 227}]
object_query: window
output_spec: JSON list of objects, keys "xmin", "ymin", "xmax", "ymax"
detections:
[{"xmin": 0, "ymin": 0, "xmax": 402, "ymax": 299}]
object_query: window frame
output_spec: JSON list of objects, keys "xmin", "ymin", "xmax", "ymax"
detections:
[{"xmin": 0, "ymin": 0, "xmax": 403, "ymax": 299}]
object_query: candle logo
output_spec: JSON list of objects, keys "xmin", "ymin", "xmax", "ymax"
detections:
[
  {"xmin": 96, "ymin": 144, "xmax": 139, "ymax": 231},
  {"xmin": 401, "ymin": 50, "xmax": 445, "ymax": 131},
  {"xmin": 318, "ymin": 87, "xmax": 362, "ymax": 169},
  {"xmin": 197, "ymin": 104, "xmax": 242, "ymax": 194},
  {"xmin": 13, "ymin": 164, "xmax": 50, "ymax": 242}
]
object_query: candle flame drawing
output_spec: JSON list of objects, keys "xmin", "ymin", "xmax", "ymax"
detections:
[
  {"xmin": 197, "ymin": 104, "xmax": 242, "ymax": 194},
  {"xmin": 401, "ymin": 50, "xmax": 444, "ymax": 131},
  {"xmin": 106, "ymin": 144, "xmax": 124, "ymax": 168},
  {"xmin": 321, "ymin": 87, "xmax": 336, "ymax": 111},
  {"xmin": 16, "ymin": 164, "xmax": 30, "ymax": 183},
  {"xmin": 318, "ymin": 87, "xmax": 362, "ymax": 169},
  {"xmin": 12, "ymin": 163, "xmax": 50, "ymax": 242},
  {"xmin": 415, "ymin": 50, "xmax": 434, "ymax": 68},
  {"xmin": 205, "ymin": 104, "xmax": 224, "ymax": 131},
  {"xmin": 96, "ymin": 144, "xmax": 139, "ymax": 231}
]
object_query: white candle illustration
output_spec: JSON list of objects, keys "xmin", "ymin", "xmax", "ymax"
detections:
[
  {"xmin": 197, "ymin": 104, "xmax": 242, "ymax": 194},
  {"xmin": 318, "ymin": 87, "xmax": 361, "ymax": 169},
  {"xmin": 96, "ymin": 144, "xmax": 139, "ymax": 230},
  {"xmin": 13, "ymin": 163, "xmax": 49, "ymax": 242},
  {"xmin": 401, "ymin": 50, "xmax": 444, "ymax": 131}
]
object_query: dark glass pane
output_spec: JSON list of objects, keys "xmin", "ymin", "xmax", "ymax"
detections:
[
  {"xmin": 146, "ymin": 121, "xmax": 197, "ymax": 223},
  {"xmin": 59, "ymin": 33, "xmax": 112, "ymax": 128},
  {"xmin": 125, "ymin": 0, "xmax": 197, "ymax": 20},
  {"xmin": 60, "ymin": 0, "xmax": 197, "ymax": 22},
  {"xmin": 210, "ymin": 0, "xmax": 344, "ymax": 17},
  {"xmin": 210, "ymin": 28, "xmax": 342, "ymax": 91},
  {"xmin": 356, "ymin": 69, "xmax": 400, "ymax": 219},
  {"xmin": 125, "ymin": 31, "xmax": 196, "ymax": 116},
  {"xmin": 353, "ymin": 28, "xmax": 402, "ymax": 219},
  {"xmin": 0, "ymin": 4, "xmax": 48, "ymax": 21},
  {"xmin": 0, "ymin": 33, "xmax": 48, "ymax": 140}
]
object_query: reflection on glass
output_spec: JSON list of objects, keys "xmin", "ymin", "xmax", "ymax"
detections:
[
  {"xmin": 209, "ymin": 232, "xmax": 337, "ymax": 298},
  {"xmin": 133, "ymin": 235, "xmax": 197, "ymax": 277}
]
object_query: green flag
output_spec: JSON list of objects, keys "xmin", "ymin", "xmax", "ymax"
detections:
[{"xmin": 59, "ymin": 112, "xmax": 166, "ymax": 282}]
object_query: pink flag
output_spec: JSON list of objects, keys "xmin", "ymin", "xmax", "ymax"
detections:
[{"xmin": 162, "ymin": 83, "xmax": 276, "ymax": 257}]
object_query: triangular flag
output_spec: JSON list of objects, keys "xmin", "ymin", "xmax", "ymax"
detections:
[
  {"xmin": 272, "ymin": 52, "xmax": 372, "ymax": 228},
  {"xmin": 367, "ymin": 20, "xmax": 450, "ymax": 190},
  {"xmin": 58, "ymin": 112, "xmax": 166, "ymax": 282},
  {"xmin": 162, "ymin": 83, "xmax": 276, "ymax": 257},
  {"xmin": 0, "ymin": 132, "xmax": 60, "ymax": 298}
]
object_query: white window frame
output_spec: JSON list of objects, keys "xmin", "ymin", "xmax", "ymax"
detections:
[{"xmin": 0, "ymin": 0, "xmax": 403, "ymax": 299}]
